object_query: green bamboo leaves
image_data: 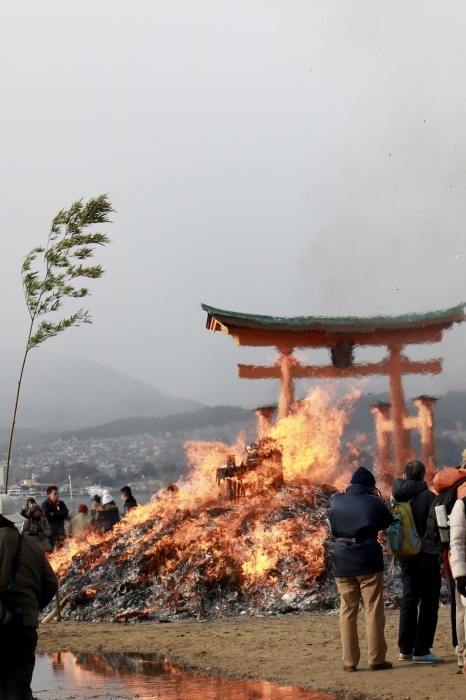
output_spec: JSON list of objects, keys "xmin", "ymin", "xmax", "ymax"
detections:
[
  {"xmin": 5, "ymin": 194, "xmax": 113, "ymax": 492},
  {"xmin": 22, "ymin": 194, "xmax": 113, "ymax": 349}
]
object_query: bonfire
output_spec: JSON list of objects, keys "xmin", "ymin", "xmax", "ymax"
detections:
[{"xmin": 48, "ymin": 386, "xmax": 401, "ymax": 622}]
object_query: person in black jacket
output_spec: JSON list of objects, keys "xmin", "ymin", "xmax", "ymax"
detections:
[
  {"xmin": 41, "ymin": 485, "xmax": 69, "ymax": 550},
  {"xmin": 0, "ymin": 494, "xmax": 58, "ymax": 700},
  {"xmin": 330, "ymin": 466, "xmax": 394, "ymax": 672},
  {"xmin": 120, "ymin": 485, "xmax": 138, "ymax": 514},
  {"xmin": 392, "ymin": 460, "xmax": 443, "ymax": 664}
]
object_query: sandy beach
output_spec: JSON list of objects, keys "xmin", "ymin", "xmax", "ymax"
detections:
[{"xmin": 37, "ymin": 606, "xmax": 463, "ymax": 700}]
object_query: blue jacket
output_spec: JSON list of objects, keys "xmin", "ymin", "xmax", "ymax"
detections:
[{"xmin": 330, "ymin": 484, "xmax": 393, "ymax": 577}]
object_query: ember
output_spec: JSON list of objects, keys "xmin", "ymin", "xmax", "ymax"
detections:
[{"xmin": 47, "ymin": 386, "xmax": 399, "ymax": 622}]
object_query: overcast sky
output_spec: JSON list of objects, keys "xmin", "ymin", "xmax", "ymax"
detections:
[{"xmin": 1, "ymin": 1, "xmax": 466, "ymax": 411}]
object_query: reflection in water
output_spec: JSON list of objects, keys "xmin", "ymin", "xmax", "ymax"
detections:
[{"xmin": 32, "ymin": 652, "xmax": 335, "ymax": 700}]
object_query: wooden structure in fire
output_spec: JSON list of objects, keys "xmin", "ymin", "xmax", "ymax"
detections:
[{"xmin": 202, "ymin": 302, "xmax": 466, "ymax": 483}]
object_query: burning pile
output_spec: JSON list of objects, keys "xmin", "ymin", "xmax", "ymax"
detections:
[{"xmin": 49, "ymin": 386, "xmax": 377, "ymax": 622}]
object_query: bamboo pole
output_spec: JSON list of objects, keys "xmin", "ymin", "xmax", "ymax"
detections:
[{"xmin": 41, "ymin": 593, "xmax": 70, "ymax": 625}]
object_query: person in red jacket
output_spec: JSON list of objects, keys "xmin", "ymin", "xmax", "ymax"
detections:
[{"xmin": 432, "ymin": 456, "xmax": 466, "ymax": 671}]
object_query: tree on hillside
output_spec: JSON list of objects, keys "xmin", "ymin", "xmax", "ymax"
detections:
[{"xmin": 5, "ymin": 195, "xmax": 113, "ymax": 492}]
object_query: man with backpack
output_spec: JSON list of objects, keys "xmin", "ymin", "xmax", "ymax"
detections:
[
  {"xmin": 330, "ymin": 466, "xmax": 394, "ymax": 672},
  {"xmin": 392, "ymin": 460, "xmax": 442, "ymax": 664}
]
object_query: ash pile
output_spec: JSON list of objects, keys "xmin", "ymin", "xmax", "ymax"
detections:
[
  {"xmin": 47, "ymin": 483, "xmax": 447, "ymax": 623},
  {"xmin": 50, "ymin": 484, "xmax": 342, "ymax": 622}
]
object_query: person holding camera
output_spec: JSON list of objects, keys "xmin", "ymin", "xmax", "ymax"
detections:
[
  {"xmin": 330, "ymin": 466, "xmax": 394, "ymax": 672},
  {"xmin": 22, "ymin": 504, "xmax": 52, "ymax": 552}
]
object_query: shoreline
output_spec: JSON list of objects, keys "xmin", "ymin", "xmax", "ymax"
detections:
[{"xmin": 37, "ymin": 606, "xmax": 462, "ymax": 700}]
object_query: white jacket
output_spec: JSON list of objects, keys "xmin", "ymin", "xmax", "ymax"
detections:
[{"xmin": 449, "ymin": 498, "xmax": 466, "ymax": 607}]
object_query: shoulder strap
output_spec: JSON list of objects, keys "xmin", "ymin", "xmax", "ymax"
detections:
[{"xmin": 7, "ymin": 534, "xmax": 23, "ymax": 591}]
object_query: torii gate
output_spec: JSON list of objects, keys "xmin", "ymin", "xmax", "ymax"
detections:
[{"xmin": 202, "ymin": 302, "xmax": 465, "ymax": 480}]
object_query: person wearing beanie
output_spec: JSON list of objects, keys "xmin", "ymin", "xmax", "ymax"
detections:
[
  {"xmin": 69, "ymin": 504, "xmax": 92, "ymax": 541},
  {"xmin": 330, "ymin": 465, "xmax": 394, "ymax": 672},
  {"xmin": 90, "ymin": 494, "xmax": 103, "ymax": 528},
  {"xmin": 392, "ymin": 461, "xmax": 443, "ymax": 665}
]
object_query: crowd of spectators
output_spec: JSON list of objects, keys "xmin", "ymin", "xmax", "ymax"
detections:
[{"xmin": 19, "ymin": 484, "xmax": 139, "ymax": 551}]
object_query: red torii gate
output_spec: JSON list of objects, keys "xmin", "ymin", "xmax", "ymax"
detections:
[{"xmin": 202, "ymin": 302, "xmax": 465, "ymax": 480}]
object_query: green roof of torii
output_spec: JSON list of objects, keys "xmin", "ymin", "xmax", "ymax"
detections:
[{"xmin": 201, "ymin": 302, "xmax": 466, "ymax": 334}]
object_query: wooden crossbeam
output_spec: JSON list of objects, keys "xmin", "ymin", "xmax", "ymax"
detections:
[
  {"xmin": 229, "ymin": 326, "xmax": 445, "ymax": 349},
  {"xmin": 237, "ymin": 358, "xmax": 442, "ymax": 380}
]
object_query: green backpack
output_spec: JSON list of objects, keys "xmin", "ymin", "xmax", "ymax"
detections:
[{"xmin": 387, "ymin": 497, "xmax": 422, "ymax": 557}]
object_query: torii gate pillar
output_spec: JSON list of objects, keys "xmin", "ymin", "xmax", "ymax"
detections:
[{"xmin": 255, "ymin": 406, "xmax": 276, "ymax": 439}]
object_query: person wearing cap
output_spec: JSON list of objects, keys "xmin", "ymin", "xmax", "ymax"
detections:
[
  {"xmin": 69, "ymin": 504, "xmax": 92, "ymax": 541},
  {"xmin": 392, "ymin": 460, "xmax": 442, "ymax": 665},
  {"xmin": 41, "ymin": 485, "xmax": 69, "ymax": 550},
  {"xmin": 96, "ymin": 493, "xmax": 120, "ymax": 533},
  {"xmin": 0, "ymin": 493, "xmax": 58, "ymax": 699},
  {"xmin": 330, "ymin": 466, "xmax": 394, "ymax": 672},
  {"xmin": 22, "ymin": 504, "xmax": 52, "ymax": 552}
]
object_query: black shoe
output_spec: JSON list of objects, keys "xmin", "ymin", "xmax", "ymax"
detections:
[{"xmin": 369, "ymin": 661, "xmax": 393, "ymax": 671}]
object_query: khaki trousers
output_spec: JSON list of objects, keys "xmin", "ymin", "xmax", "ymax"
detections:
[{"xmin": 336, "ymin": 571, "xmax": 387, "ymax": 667}]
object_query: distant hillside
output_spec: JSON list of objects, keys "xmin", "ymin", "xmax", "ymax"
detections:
[
  {"xmin": 2, "ymin": 382, "xmax": 465, "ymax": 470},
  {"xmin": 59, "ymin": 405, "xmax": 254, "ymax": 440},
  {"xmin": 0, "ymin": 349, "xmax": 202, "ymax": 432}
]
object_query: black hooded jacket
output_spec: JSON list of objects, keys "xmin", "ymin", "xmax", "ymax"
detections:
[
  {"xmin": 123, "ymin": 495, "xmax": 138, "ymax": 513},
  {"xmin": 391, "ymin": 478, "xmax": 439, "ymax": 569},
  {"xmin": 330, "ymin": 484, "xmax": 394, "ymax": 577}
]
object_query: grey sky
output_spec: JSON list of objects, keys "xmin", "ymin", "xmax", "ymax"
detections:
[{"xmin": 1, "ymin": 1, "xmax": 466, "ymax": 413}]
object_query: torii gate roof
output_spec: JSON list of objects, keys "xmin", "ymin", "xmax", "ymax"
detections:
[{"xmin": 202, "ymin": 302, "xmax": 466, "ymax": 347}]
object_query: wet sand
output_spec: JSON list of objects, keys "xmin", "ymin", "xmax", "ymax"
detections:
[{"xmin": 37, "ymin": 606, "xmax": 463, "ymax": 699}]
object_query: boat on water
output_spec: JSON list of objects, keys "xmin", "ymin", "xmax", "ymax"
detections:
[
  {"xmin": 87, "ymin": 485, "xmax": 106, "ymax": 498},
  {"xmin": 7, "ymin": 486, "xmax": 22, "ymax": 498}
]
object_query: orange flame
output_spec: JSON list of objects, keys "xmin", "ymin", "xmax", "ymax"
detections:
[{"xmin": 51, "ymin": 386, "xmax": 362, "ymax": 606}]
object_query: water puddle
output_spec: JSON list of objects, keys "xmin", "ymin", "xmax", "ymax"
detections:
[{"xmin": 32, "ymin": 652, "xmax": 336, "ymax": 699}]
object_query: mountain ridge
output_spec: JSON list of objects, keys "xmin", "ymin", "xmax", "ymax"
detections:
[{"xmin": 0, "ymin": 349, "xmax": 202, "ymax": 432}]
